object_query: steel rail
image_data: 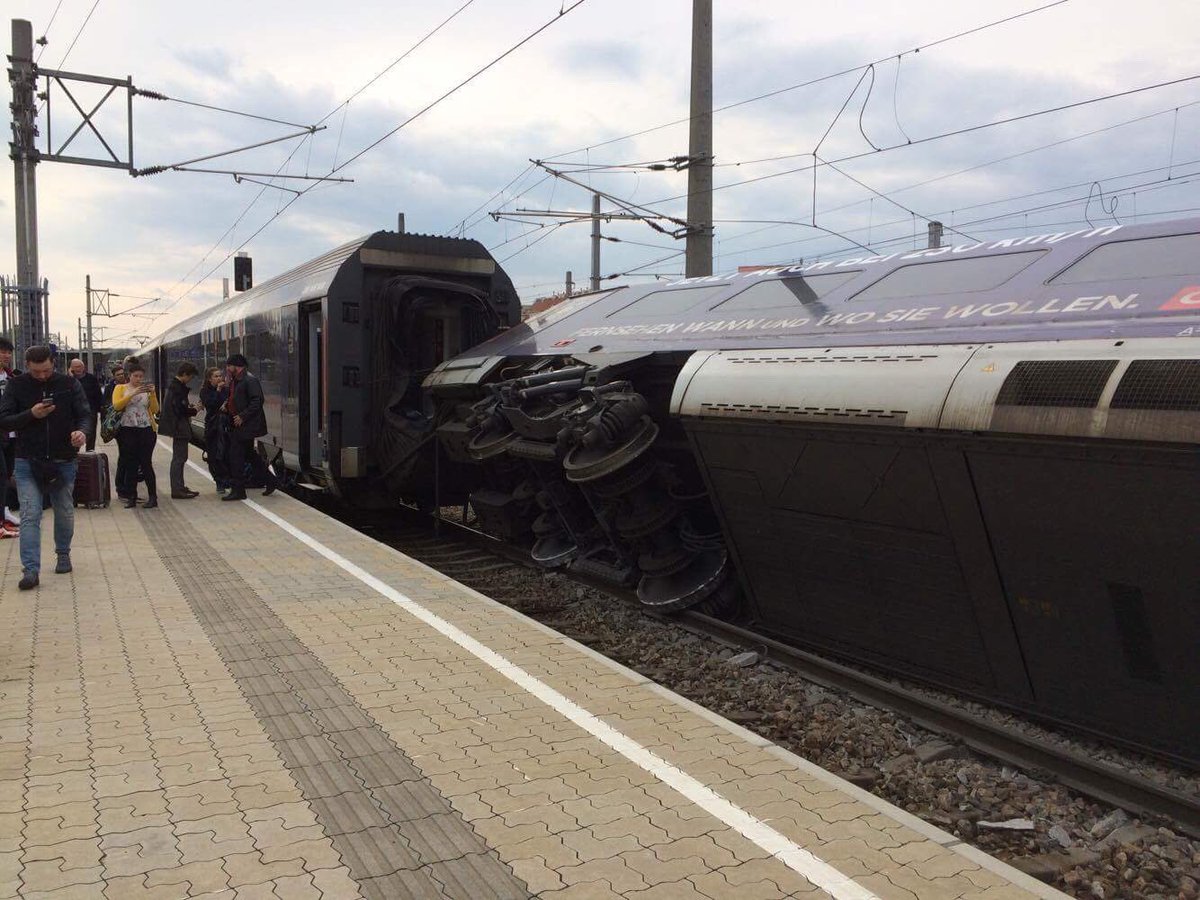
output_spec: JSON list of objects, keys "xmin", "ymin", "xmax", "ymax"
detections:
[{"xmin": 676, "ymin": 612, "xmax": 1200, "ymax": 839}]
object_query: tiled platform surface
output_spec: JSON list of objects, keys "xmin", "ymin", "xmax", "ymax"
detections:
[{"xmin": 0, "ymin": 444, "xmax": 1068, "ymax": 900}]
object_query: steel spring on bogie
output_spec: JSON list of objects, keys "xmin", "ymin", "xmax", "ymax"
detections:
[
  {"xmin": 679, "ymin": 516, "xmax": 724, "ymax": 554},
  {"xmin": 586, "ymin": 394, "xmax": 648, "ymax": 447}
]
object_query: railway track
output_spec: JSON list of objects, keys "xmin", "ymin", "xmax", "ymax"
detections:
[{"xmin": 340, "ymin": 507, "xmax": 1200, "ymax": 842}]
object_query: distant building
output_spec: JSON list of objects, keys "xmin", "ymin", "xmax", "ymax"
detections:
[{"xmin": 522, "ymin": 293, "xmax": 568, "ymax": 321}]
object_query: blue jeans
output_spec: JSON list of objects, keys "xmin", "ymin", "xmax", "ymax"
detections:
[{"xmin": 14, "ymin": 458, "xmax": 77, "ymax": 574}]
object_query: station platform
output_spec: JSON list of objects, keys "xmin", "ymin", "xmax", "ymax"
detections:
[{"xmin": 0, "ymin": 444, "xmax": 1067, "ymax": 900}]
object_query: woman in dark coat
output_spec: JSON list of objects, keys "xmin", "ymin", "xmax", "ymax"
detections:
[{"xmin": 199, "ymin": 367, "xmax": 231, "ymax": 494}]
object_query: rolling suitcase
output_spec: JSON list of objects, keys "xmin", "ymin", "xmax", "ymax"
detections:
[{"xmin": 73, "ymin": 451, "xmax": 111, "ymax": 508}]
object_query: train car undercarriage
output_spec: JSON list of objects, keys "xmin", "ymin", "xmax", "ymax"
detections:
[
  {"xmin": 432, "ymin": 354, "xmax": 743, "ymax": 618},
  {"xmin": 428, "ymin": 347, "xmax": 1200, "ymax": 767}
]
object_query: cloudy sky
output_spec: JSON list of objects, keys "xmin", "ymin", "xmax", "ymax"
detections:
[{"xmin": 4, "ymin": 0, "xmax": 1200, "ymax": 350}]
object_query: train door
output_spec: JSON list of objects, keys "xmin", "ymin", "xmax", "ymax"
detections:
[{"xmin": 299, "ymin": 301, "xmax": 324, "ymax": 469}]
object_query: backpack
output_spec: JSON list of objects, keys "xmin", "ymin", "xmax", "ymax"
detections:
[{"xmin": 100, "ymin": 405, "xmax": 122, "ymax": 443}]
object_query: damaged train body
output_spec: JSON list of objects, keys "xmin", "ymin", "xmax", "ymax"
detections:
[{"xmin": 426, "ymin": 218, "xmax": 1200, "ymax": 764}]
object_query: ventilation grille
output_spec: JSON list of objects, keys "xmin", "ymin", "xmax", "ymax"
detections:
[
  {"xmin": 1110, "ymin": 359, "xmax": 1200, "ymax": 411},
  {"xmin": 727, "ymin": 353, "xmax": 937, "ymax": 365},
  {"xmin": 698, "ymin": 402, "xmax": 905, "ymax": 421},
  {"xmin": 995, "ymin": 360, "xmax": 1117, "ymax": 408}
]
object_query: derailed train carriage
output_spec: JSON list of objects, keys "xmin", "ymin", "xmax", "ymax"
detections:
[
  {"xmin": 145, "ymin": 230, "xmax": 521, "ymax": 504},
  {"xmin": 425, "ymin": 217, "xmax": 1200, "ymax": 764}
]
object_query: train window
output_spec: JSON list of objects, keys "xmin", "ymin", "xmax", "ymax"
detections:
[
  {"xmin": 608, "ymin": 284, "xmax": 728, "ymax": 319},
  {"xmin": 711, "ymin": 272, "xmax": 859, "ymax": 312},
  {"xmin": 851, "ymin": 250, "xmax": 1045, "ymax": 303},
  {"xmin": 1050, "ymin": 233, "xmax": 1200, "ymax": 284}
]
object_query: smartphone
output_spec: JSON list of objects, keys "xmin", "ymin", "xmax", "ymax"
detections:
[{"xmin": 40, "ymin": 390, "xmax": 72, "ymax": 404}]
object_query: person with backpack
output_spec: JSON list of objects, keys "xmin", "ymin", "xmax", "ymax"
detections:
[{"xmin": 0, "ymin": 345, "xmax": 92, "ymax": 590}]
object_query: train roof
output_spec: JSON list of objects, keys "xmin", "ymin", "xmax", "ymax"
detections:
[
  {"xmin": 145, "ymin": 231, "xmax": 500, "ymax": 351},
  {"xmin": 472, "ymin": 216, "xmax": 1200, "ymax": 356}
]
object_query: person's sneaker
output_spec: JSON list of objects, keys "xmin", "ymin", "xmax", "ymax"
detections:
[
  {"xmin": 222, "ymin": 490, "xmax": 247, "ymax": 501},
  {"xmin": 183, "ymin": 488, "xmax": 199, "ymax": 497},
  {"xmin": 54, "ymin": 554, "xmax": 72, "ymax": 575},
  {"xmin": 2, "ymin": 508, "xmax": 18, "ymax": 526},
  {"xmin": 262, "ymin": 483, "xmax": 277, "ymax": 497},
  {"xmin": 18, "ymin": 570, "xmax": 38, "ymax": 590}
]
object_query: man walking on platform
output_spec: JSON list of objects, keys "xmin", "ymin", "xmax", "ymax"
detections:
[
  {"xmin": 69, "ymin": 358, "xmax": 103, "ymax": 451},
  {"xmin": 221, "ymin": 354, "xmax": 276, "ymax": 501},
  {"xmin": 160, "ymin": 362, "xmax": 200, "ymax": 499},
  {"xmin": 0, "ymin": 346, "xmax": 91, "ymax": 590}
]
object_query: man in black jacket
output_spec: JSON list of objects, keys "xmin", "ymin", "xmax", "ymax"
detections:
[
  {"xmin": 100, "ymin": 362, "xmax": 126, "ymax": 412},
  {"xmin": 68, "ymin": 358, "xmax": 103, "ymax": 451},
  {"xmin": 159, "ymin": 362, "xmax": 200, "ymax": 499},
  {"xmin": 221, "ymin": 354, "xmax": 276, "ymax": 501},
  {"xmin": 0, "ymin": 345, "xmax": 91, "ymax": 590}
]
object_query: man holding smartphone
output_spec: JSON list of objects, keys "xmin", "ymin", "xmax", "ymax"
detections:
[{"xmin": 0, "ymin": 345, "xmax": 91, "ymax": 590}]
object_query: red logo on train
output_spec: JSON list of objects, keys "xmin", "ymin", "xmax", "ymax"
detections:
[{"xmin": 1160, "ymin": 286, "xmax": 1200, "ymax": 311}]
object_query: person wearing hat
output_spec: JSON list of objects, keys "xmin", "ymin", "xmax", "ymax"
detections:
[{"xmin": 222, "ymin": 353, "xmax": 276, "ymax": 501}]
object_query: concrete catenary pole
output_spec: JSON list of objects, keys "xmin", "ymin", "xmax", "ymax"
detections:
[
  {"xmin": 85, "ymin": 274, "xmax": 95, "ymax": 370},
  {"xmin": 684, "ymin": 0, "xmax": 713, "ymax": 278},
  {"xmin": 927, "ymin": 221, "xmax": 944, "ymax": 249},
  {"xmin": 590, "ymin": 194, "xmax": 601, "ymax": 291},
  {"xmin": 10, "ymin": 19, "xmax": 42, "ymax": 351}
]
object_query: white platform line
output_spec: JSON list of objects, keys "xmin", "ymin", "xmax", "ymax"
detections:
[{"xmin": 172, "ymin": 448, "xmax": 878, "ymax": 899}]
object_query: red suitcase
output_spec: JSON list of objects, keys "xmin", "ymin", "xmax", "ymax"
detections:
[{"xmin": 73, "ymin": 451, "xmax": 111, "ymax": 508}]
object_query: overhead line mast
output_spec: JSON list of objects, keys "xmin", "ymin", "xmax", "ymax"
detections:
[{"xmin": 684, "ymin": 0, "xmax": 713, "ymax": 277}]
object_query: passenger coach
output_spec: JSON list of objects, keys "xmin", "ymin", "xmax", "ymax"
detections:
[
  {"xmin": 425, "ymin": 216, "xmax": 1200, "ymax": 765},
  {"xmin": 143, "ymin": 230, "xmax": 520, "ymax": 504}
]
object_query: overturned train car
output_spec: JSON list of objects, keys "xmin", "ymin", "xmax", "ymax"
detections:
[
  {"xmin": 145, "ymin": 230, "xmax": 520, "ymax": 504},
  {"xmin": 427, "ymin": 218, "xmax": 1200, "ymax": 764}
]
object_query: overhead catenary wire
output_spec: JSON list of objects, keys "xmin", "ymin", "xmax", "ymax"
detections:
[
  {"xmin": 717, "ymin": 99, "xmax": 1200, "ymax": 250},
  {"xmin": 458, "ymin": 0, "xmax": 1072, "ymax": 240},
  {"xmin": 331, "ymin": 1, "xmax": 589, "ymax": 177},
  {"xmin": 640, "ymin": 74, "xmax": 1200, "ymax": 209},
  {"xmin": 500, "ymin": 76, "xmax": 1198, "ymax": 266},
  {"xmin": 135, "ymin": 91, "xmax": 317, "ymax": 130},
  {"xmin": 159, "ymin": 0, "xmax": 590, "ymax": 315},
  {"xmin": 56, "ymin": 0, "xmax": 101, "ymax": 69},
  {"xmin": 34, "ymin": 0, "xmax": 66, "ymax": 63},
  {"xmin": 539, "ymin": 0, "xmax": 1072, "ymax": 162},
  {"xmin": 728, "ymin": 168, "xmax": 1200, "ymax": 266},
  {"xmin": 158, "ymin": 0, "xmax": 490, "ymax": 308}
]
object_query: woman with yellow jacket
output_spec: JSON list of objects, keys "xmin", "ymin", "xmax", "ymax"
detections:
[{"xmin": 111, "ymin": 361, "xmax": 160, "ymax": 509}]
